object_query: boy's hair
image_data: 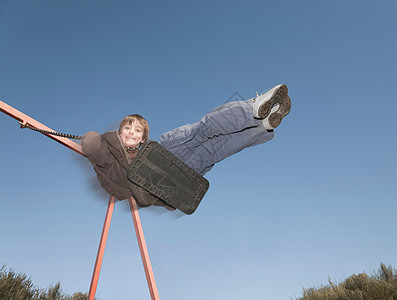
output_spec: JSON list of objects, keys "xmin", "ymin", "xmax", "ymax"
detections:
[{"xmin": 118, "ymin": 114, "xmax": 149, "ymax": 142}]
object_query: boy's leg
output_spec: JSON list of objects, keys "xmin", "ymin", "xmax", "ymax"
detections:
[
  {"xmin": 160, "ymin": 99, "xmax": 274, "ymax": 175},
  {"xmin": 161, "ymin": 83, "xmax": 290, "ymax": 146},
  {"xmin": 185, "ymin": 125, "xmax": 274, "ymax": 175},
  {"xmin": 160, "ymin": 99, "xmax": 259, "ymax": 148}
]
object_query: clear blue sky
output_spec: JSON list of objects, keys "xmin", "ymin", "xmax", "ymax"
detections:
[{"xmin": 1, "ymin": 1, "xmax": 396, "ymax": 299}]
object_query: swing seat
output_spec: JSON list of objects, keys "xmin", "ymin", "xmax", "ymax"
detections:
[{"xmin": 126, "ymin": 140, "xmax": 209, "ymax": 215}]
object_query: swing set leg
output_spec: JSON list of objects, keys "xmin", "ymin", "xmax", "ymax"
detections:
[
  {"xmin": 88, "ymin": 196, "xmax": 160, "ymax": 300},
  {"xmin": 88, "ymin": 196, "xmax": 115, "ymax": 300},
  {"xmin": 129, "ymin": 197, "xmax": 160, "ymax": 300}
]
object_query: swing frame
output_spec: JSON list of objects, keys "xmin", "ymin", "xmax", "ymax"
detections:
[{"xmin": 0, "ymin": 100, "xmax": 160, "ymax": 300}]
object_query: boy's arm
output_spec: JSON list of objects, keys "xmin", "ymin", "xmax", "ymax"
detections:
[{"xmin": 81, "ymin": 131, "xmax": 113, "ymax": 168}]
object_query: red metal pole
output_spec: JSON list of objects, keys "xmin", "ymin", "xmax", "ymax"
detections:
[
  {"xmin": 129, "ymin": 197, "xmax": 160, "ymax": 300},
  {"xmin": 0, "ymin": 100, "xmax": 83, "ymax": 156},
  {"xmin": 88, "ymin": 196, "xmax": 116, "ymax": 300}
]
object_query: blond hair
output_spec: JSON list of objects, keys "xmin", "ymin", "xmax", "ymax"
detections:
[{"xmin": 118, "ymin": 114, "xmax": 149, "ymax": 142}]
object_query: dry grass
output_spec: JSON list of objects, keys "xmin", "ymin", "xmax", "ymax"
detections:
[
  {"xmin": 0, "ymin": 264, "xmax": 88, "ymax": 300},
  {"xmin": 297, "ymin": 263, "xmax": 397, "ymax": 300}
]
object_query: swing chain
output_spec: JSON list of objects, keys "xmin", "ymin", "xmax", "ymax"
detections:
[{"xmin": 19, "ymin": 122, "xmax": 83, "ymax": 140}]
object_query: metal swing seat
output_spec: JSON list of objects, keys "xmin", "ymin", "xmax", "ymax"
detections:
[{"xmin": 127, "ymin": 140, "xmax": 209, "ymax": 215}]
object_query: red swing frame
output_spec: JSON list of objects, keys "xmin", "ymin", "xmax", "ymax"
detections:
[{"xmin": 0, "ymin": 100, "xmax": 160, "ymax": 300}]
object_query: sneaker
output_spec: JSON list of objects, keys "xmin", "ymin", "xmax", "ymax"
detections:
[{"xmin": 253, "ymin": 84, "xmax": 290, "ymax": 119}]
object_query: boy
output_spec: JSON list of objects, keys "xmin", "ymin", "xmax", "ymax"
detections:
[{"xmin": 82, "ymin": 84, "xmax": 291, "ymax": 209}]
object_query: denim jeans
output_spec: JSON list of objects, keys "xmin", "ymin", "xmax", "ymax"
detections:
[{"xmin": 160, "ymin": 99, "xmax": 275, "ymax": 175}]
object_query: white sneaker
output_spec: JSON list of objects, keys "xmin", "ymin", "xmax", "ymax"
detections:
[{"xmin": 253, "ymin": 84, "xmax": 290, "ymax": 119}]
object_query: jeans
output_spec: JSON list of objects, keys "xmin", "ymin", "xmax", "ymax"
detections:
[{"xmin": 160, "ymin": 99, "xmax": 275, "ymax": 175}]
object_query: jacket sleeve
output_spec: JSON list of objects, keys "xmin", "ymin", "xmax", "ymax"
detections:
[{"xmin": 81, "ymin": 131, "xmax": 114, "ymax": 168}]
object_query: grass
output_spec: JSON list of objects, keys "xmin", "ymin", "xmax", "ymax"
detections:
[
  {"xmin": 2, "ymin": 262, "xmax": 396, "ymax": 299},
  {"xmin": 297, "ymin": 263, "xmax": 397, "ymax": 300},
  {"xmin": 0, "ymin": 264, "xmax": 88, "ymax": 300}
]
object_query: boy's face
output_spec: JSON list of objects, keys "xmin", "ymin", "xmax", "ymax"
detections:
[{"xmin": 119, "ymin": 120, "xmax": 145, "ymax": 148}]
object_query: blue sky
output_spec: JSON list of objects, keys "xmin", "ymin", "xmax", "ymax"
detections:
[{"xmin": 0, "ymin": 1, "xmax": 396, "ymax": 299}]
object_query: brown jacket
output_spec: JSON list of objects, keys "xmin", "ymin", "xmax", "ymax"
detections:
[{"xmin": 82, "ymin": 131, "xmax": 174, "ymax": 210}]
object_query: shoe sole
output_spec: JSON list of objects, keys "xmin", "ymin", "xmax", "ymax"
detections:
[
  {"xmin": 268, "ymin": 95, "xmax": 291, "ymax": 128},
  {"xmin": 258, "ymin": 84, "xmax": 290, "ymax": 119},
  {"xmin": 261, "ymin": 85, "xmax": 291, "ymax": 128}
]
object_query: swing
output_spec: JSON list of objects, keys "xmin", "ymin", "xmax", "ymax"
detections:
[
  {"xmin": 19, "ymin": 122, "xmax": 209, "ymax": 215},
  {"xmin": 127, "ymin": 140, "xmax": 209, "ymax": 215}
]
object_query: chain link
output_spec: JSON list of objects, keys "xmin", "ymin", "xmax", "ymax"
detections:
[{"xmin": 19, "ymin": 122, "xmax": 83, "ymax": 140}]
